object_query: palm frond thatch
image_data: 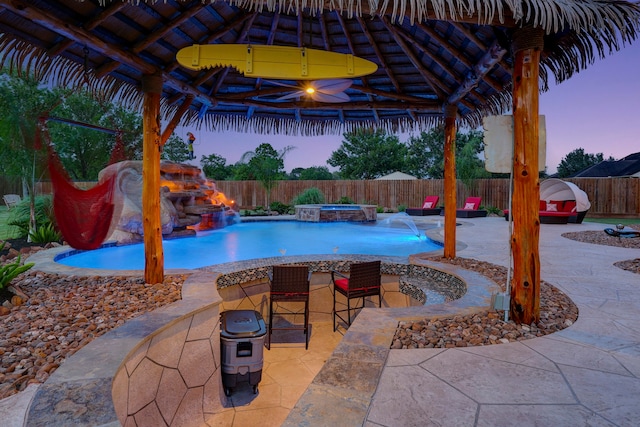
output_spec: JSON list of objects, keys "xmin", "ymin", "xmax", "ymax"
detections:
[{"xmin": 0, "ymin": 0, "xmax": 638, "ymax": 135}]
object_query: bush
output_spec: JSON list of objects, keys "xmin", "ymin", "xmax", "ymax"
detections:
[
  {"xmin": 270, "ymin": 201, "xmax": 292, "ymax": 215},
  {"xmin": 7, "ymin": 196, "xmax": 56, "ymax": 238},
  {"xmin": 28, "ymin": 223, "xmax": 62, "ymax": 244},
  {"xmin": 484, "ymin": 206, "xmax": 503, "ymax": 216},
  {"xmin": 292, "ymin": 188, "xmax": 325, "ymax": 205},
  {"xmin": 0, "ymin": 243, "xmax": 34, "ymax": 291},
  {"xmin": 397, "ymin": 204, "xmax": 407, "ymax": 212},
  {"xmin": 333, "ymin": 196, "xmax": 354, "ymax": 204},
  {"xmin": 376, "ymin": 206, "xmax": 384, "ymax": 213},
  {"xmin": 241, "ymin": 206, "xmax": 267, "ymax": 216}
]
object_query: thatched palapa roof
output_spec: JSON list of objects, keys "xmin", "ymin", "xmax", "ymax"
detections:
[{"xmin": 0, "ymin": 0, "xmax": 638, "ymax": 135}]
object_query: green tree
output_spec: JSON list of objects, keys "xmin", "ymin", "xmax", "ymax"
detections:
[
  {"xmin": 556, "ymin": 148, "xmax": 606, "ymax": 178},
  {"xmin": 231, "ymin": 162, "xmax": 254, "ymax": 180},
  {"xmin": 47, "ymin": 90, "xmax": 143, "ymax": 180},
  {"xmin": 108, "ymin": 103, "xmax": 143, "ymax": 161},
  {"xmin": 0, "ymin": 72, "xmax": 63, "ymax": 237},
  {"xmin": 404, "ymin": 127, "xmax": 487, "ymax": 179},
  {"xmin": 405, "ymin": 127, "xmax": 447, "ymax": 178},
  {"xmin": 328, "ymin": 128, "xmax": 407, "ymax": 179},
  {"xmin": 161, "ymin": 134, "xmax": 191, "ymax": 163},
  {"xmin": 456, "ymin": 137, "xmax": 491, "ymax": 189},
  {"xmin": 239, "ymin": 143, "xmax": 295, "ymax": 211},
  {"xmin": 200, "ymin": 153, "xmax": 230, "ymax": 180},
  {"xmin": 289, "ymin": 167, "xmax": 304, "ymax": 180},
  {"xmin": 299, "ymin": 166, "xmax": 334, "ymax": 180}
]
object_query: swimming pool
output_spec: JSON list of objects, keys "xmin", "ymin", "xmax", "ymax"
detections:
[{"xmin": 56, "ymin": 220, "xmax": 441, "ymax": 270}]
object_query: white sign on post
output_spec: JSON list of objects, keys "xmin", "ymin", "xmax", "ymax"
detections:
[{"xmin": 483, "ymin": 115, "xmax": 547, "ymax": 173}]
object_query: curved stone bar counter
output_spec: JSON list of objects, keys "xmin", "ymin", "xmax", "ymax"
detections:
[{"xmin": 23, "ymin": 251, "xmax": 500, "ymax": 426}]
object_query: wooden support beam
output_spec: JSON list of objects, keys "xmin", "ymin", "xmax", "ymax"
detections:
[
  {"xmin": 334, "ymin": 11, "xmax": 378, "ymax": 121},
  {"xmin": 510, "ymin": 28, "xmax": 544, "ymax": 324},
  {"xmin": 132, "ymin": 3, "xmax": 207, "ymax": 54},
  {"xmin": 160, "ymin": 94, "xmax": 194, "ymax": 145},
  {"xmin": 95, "ymin": 61, "xmax": 121, "ymax": 79},
  {"xmin": 205, "ymin": 13, "xmax": 255, "ymax": 99},
  {"xmin": 163, "ymin": 12, "xmax": 257, "ymax": 73},
  {"xmin": 47, "ymin": 1, "xmax": 125, "ymax": 57},
  {"xmin": 380, "ymin": 15, "xmax": 448, "ymax": 100},
  {"xmin": 318, "ymin": 12, "xmax": 330, "ymax": 50},
  {"xmin": 252, "ymin": 12, "xmax": 281, "ymax": 92},
  {"xmin": 447, "ymin": 42, "xmax": 507, "ymax": 105},
  {"xmin": 297, "ymin": 12, "xmax": 304, "ymax": 47},
  {"xmin": 348, "ymin": 84, "xmax": 439, "ymax": 104},
  {"xmin": 450, "ymin": 23, "xmax": 512, "ymax": 76},
  {"xmin": 141, "ymin": 74, "xmax": 164, "ymax": 285},
  {"xmin": 356, "ymin": 16, "xmax": 402, "ymax": 93},
  {"xmin": 393, "ymin": 26, "xmax": 460, "ymax": 87},
  {"xmin": 443, "ymin": 104, "xmax": 457, "ymax": 258}
]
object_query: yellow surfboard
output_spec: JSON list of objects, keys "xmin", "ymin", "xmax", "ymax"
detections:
[{"xmin": 176, "ymin": 44, "xmax": 378, "ymax": 80}]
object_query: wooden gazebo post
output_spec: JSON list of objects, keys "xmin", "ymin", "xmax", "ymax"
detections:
[
  {"xmin": 509, "ymin": 27, "xmax": 544, "ymax": 324},
  {"xmin": 141, "ymin": 73, "xmax": 164, "ymax": 284},
  {"xmin": 443, "ymin": 104, "xmax": 458, "ymax": 258}
]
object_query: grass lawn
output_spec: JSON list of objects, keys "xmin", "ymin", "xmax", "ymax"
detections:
[
  {"xmin": 0, "ymin": 206, "xmax": 22, "ymax": 240},
  {"xmin": 584, "ymin": 217, "xmax": 640, "ymax": 226}
]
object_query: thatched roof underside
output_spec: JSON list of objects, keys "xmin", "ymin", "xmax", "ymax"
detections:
[{"xmin": 0, "ymin": 0, "xmax": 638, "ymax": 135}]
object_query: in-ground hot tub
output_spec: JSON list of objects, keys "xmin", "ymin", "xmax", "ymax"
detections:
[{"xmin": 295, "ymin": 204, "xmax": 377, "ymax": 222}]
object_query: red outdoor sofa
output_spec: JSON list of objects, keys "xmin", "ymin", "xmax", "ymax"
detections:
[{"xmin": 504, "ymin": 200, "xmax": 579, "ymax": 224}]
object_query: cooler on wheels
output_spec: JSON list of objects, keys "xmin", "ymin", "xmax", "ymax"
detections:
[{"xmin": 220, "ymin": 310, "xmax": 267, "ymax": 396}]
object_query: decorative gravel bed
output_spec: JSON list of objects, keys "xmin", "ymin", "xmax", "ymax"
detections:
[
  {"xmin": 392, "ymin": 224, "xmax": 640, "ymax": 350},
  {"xmin": 391, "ymin": 257, "xmax": 579, "ymax": 349},
  {"xmin": 0, "ymin": 269, "xmax": 185, "ymax": 400}
]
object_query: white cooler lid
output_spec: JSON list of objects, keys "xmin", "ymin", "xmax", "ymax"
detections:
[{"xmin": 221, "ymin": 310, "xmax": 266, "ymax": 338}]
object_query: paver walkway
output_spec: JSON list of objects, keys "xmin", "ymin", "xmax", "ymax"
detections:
[{"xmin": 362, "ymin": 217, "xmax": 640, "ymax": 426}]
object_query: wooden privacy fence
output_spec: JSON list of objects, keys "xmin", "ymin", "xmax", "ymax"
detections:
[
  {"xmin": 0, "ymin": 176, "xmax": 21, "ymax": 198},
  {"xmin": 32, "ymin": 177, "xmax": 639, "ymax": 218},
  {"xmin": 216, "ymin": 177, "xmax": 639, "ymax": 218}
]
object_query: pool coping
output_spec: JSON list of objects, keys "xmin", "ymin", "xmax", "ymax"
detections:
[{"xmin": 38, "ymin": 215, "xmax": 451, "ymax": 273}]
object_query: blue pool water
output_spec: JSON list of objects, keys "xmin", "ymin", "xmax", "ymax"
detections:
[{"xmin": 56, "ymin": 221, "xmax": 440, "ymax": 270}]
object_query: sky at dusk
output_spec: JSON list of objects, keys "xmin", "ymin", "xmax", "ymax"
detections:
[{"xmin": 182, "ymin": 41, "xmax": 640, "ymax": 175}]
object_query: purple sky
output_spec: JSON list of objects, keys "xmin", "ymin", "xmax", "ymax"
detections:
[{"xmin": 185, "ymin": 41, "xmax": 640, "ymax": 175}]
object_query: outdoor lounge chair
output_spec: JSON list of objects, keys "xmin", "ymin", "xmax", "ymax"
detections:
[
  {"xmin": 267, "ymin": 265, "xmax": 311, "ymax": 349},
  {"xmin": 406, "ymin": 195, "xmax": 441, "ymax": 216},
  {"xmin": 454, "ymin": 197, "xmax": 487, "ymax": 218},
  {"xmin": 332, "ymin": 260, "xmax": 381, "ymax": 331},
  {"xmin": 3, "ymin": 194, "xmax": 21, "ymax": 210}
]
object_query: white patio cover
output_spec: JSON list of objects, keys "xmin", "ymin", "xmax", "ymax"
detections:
[{"xmin": 540, "ymin": 178, "xmax": 591, "ymax": 212}]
